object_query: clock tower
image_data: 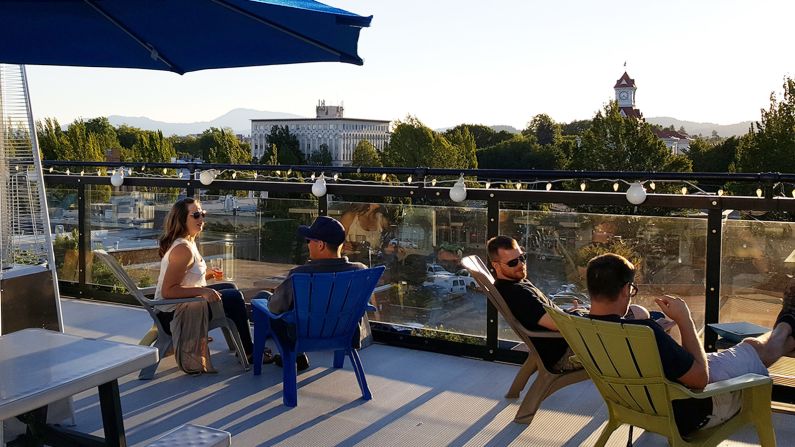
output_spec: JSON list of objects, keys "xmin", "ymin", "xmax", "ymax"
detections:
[
  {"xmin": 613, "ymin": 71, "xmax": 643, "ymax": 120},
  {"xmin": 614, "ymin": 71, "xmax": 636, "ymax": 108}
]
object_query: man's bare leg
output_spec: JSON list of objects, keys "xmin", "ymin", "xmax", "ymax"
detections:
[{"xmin": 744, "ymin": 322, "xmax": 795, "ymax": 367}]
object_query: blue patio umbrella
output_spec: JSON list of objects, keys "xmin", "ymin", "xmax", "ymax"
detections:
[{"xmin": 0, "ymin": 0, "xmax": 372, "ymax": 74}]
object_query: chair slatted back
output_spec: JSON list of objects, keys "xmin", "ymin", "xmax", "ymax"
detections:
[
  {"xmin": 292, "ymin": 266, "xmax": 384, "ymax": 351},
  {"xmin": 461, "ymin": 255, "xmax": 550, "ymax": 361},
  {"xmin": 546, "ymin": 308, "xmax": 671, "ymax": 417}
]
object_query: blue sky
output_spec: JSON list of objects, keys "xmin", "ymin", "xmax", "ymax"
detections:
[{"xmin": 25, "ymin": 0, "xmax": 795, "ymax": 131}]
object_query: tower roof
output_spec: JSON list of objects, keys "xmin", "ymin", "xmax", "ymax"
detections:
[{"xmin": 614, "ymin": 71, "xmax": 636, "ymax": 88}]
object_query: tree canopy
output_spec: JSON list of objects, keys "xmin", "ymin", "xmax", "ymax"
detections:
[{"xmin": 570, "ymin": 101, "xmax": 691, "ymax": 173}]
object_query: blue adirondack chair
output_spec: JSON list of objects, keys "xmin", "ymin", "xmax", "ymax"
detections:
[{"xmin": 251, "ymin": 266, "xmax": 385, "ymax": 407}]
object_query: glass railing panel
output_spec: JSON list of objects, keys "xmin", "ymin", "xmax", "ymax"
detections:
[
  {"xmin": 86, "ymin": 186, "xmax": 181, "ymax": 291},
  {"xmin": 327, "ymin": 201, "xmax": 488, "ymax": 342},
  {"xmin": 48, "ymin": 186, "xmax": 80, "ymax": 284},
  {"xmin": 720, "ymin": 219, "xmax": 795, "ymax": 328},
  {"xmin": 200, "ymin": 193, "xmax": 316, "ymax": 289},
  {"xmin": 498, "ymin": 209, "xmax": 708, "ymax": 343}
]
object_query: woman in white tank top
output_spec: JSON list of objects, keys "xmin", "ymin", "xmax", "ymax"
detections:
[{"xmin": 155, "ymin": 198, "xmax": 254, "ymax": 363}]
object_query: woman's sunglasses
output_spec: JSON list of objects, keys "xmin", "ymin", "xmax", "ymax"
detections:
[
  {"xmin": 190, "ymin": 210, "xmax": 207, "ymax": 219},
  {"xmin": 502, "ymin": 253, "xmax": 527, "ymax": 267}
]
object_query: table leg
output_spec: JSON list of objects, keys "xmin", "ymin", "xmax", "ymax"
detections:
[{"xmin": 98, "ymin": 380, "xmax": 126, "ymax": 447}]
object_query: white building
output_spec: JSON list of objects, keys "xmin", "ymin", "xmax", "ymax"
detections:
[{"xmin": 250, "ymin": 100, "xmax": 390, "ymax": 166}]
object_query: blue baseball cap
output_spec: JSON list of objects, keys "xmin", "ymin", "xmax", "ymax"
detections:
[{"xmin": 297, "ymin": 216, "xmax": 346, "ymax": 246}]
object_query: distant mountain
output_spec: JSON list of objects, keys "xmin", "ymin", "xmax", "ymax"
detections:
[
  {"xmin": 645, "ymin": 117, "xmax": 753, "ymax": 138},
  {"xmin": 108, "ymin": 108, "xmax": 305, "ymax": 136}
]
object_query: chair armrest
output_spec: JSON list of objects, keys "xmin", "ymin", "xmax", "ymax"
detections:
[
  {"xmin": 671, "ymin": 373, "xmax": 772, "ymax": 400},
  {"xmin": 518, "ymin": 326, "xmax": 566, "ymax": 339},
  {"xmin": 251, "ymin": 298, "xmax": 296, "ymax": 324},
  {"xmin": 149, "ymin": 297, "xmax": 204, "ymax": 307}
]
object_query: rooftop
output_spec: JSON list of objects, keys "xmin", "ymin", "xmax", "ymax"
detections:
[{"xmin": 39, "ymin": 299, "xmax": 795, "ymax": 446}]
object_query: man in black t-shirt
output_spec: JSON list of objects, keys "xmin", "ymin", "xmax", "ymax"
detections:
[
  {"xmin": 585, "ymin": 253, "xmax": 795, "ymax": 437},
  {"xmin": 488, "ymin": 236, "xmax": 600, "ymax": 372}
]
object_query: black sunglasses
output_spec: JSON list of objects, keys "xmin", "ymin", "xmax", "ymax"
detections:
[
  {"xmin": 503, "ymin": 253, "xmax": 527, "ymax": 268},
  {"xmin": 190, "ymin": 210, "xmax": 207, "ymax": 219}
]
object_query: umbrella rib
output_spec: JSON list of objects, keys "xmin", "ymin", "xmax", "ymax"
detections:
[
  {"xmin": 210, "ymin": 0, "xmax": 362, "ymax": 64},
  {"xmin": 82, "ymin": 0, "xmax": 185, "ymax": 74}
]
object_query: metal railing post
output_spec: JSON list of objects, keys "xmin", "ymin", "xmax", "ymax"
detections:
[
  {"xmin": 485, "ymin": 198, "xmax": 500, "ymax": 361},
  {"xmin": 77, "ymin": 182, "xmax": 89, "ymax": 295},
  {"xmin": 704, "ymin": 208, "xmax": 723, "ymax": 352}
]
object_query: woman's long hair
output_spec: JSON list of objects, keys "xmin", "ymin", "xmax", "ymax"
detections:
[{"xmin": 158, "ymin": 198, "xmax": 198, "ymax": 258}]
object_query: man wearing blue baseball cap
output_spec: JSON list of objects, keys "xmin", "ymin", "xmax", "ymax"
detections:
[{"xmin": 254, "ymin": 216, "xmax": 366, "ymax": 370}]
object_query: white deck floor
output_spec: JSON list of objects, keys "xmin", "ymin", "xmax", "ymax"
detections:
[{"xmin": 37, "ymin": 299, "xmax": 795, "ymax": 446}]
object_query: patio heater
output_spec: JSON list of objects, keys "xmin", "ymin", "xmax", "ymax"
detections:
[{"xmin": 0, "ymin": 64, "xmax": 63, "ymax": 335}]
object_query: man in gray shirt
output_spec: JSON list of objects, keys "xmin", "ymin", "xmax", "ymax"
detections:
[{"xmin": 255, "ymin": 216, "xmax": 366, "ymax": 370}]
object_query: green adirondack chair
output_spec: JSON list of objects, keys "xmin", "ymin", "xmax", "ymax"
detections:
[
  {"xmin": 545, "ymin": 306, "xmax": 775, "ymax": 446},
  {"xmin": 462, "ymin": 255, "xmax": 589, "ymax": 424}
]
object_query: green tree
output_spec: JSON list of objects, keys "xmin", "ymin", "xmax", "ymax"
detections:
[
  {"xmin": 352, "ymin": 139, "xmax": 382, "ymax": 166},
  {"xmin": 443, "ymin": 124, "xmax": 513, "ymax": 149},
  {"xmin": 523, "ymin": 114, "xmax": 562, "ymax": 146},
  {"xmin": 571, "ymin": 101, "xmax": 692, "ymax": 173},
  {"xmin": 477, "ymin": 135, "xmax": 566, "ymax": 170},
  {"xmin": 382, "ymin": 116, "xmax": 467, "ymax": 168},
  {"xmin": 84, "ymin": 117, "xmax": 121, "ymax": 154},
  {"xmin": 736, "ymin": 77, "xmax": 795, "ymax": 173},
  {"xmin": 561, "ymin": 119, "xmax": 592, "ymax": 136},
  {"xmin": 445, "ymin": 126, "xmax": 478, "ymax": 168},
  {"xmin": 308, "ymin": 144, "xmax": 333, "ymax": 165},
  {"xmin": 36, "ymin": 118, "xmax": 70, "ymax": 160},
  {"xmin": 121, "ymin": 129, "xmax": 177, "ymax": 164},
  {"xmin": 266, "ymin": 125, "xmax": 303, "ymax": 164},
  {"xmin": 686, "ymin": 137, "xmax": 740, "ymax": 172}
]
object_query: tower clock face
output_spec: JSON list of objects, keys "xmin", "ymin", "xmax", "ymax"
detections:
[{"xmin": 619, "ymin": 91, "xmax": 629, "ymax": 100}]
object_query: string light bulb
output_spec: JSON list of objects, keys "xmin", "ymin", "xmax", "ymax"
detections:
[
  {"xmin": 333, "ymin": 173, "xmax": 339, "ymax": 181},
  {"xmin": 649, "ymin": 181, "xmax": 656, "ymax": 191},
  {"xmin": 199, "ymin": 169, "xmax": 218, "ymax": 186},
  {"xmin": 287, "ymin": 168, "xmax": 292, "ymax": 175},
  {"xmin": 162, "ymin": 168, "xmax": 168, "ymax": 175},
  {"xmin": 756, "ymin": 187, "xmax": 763, "ymax": 198},
  {"xmin": 626, "ymin": 182, "xmax": 647, "ymax": 205},
  {"xmin": 381, "ymin": 173, "xmax": 387, "ymax": 181},
  {"xmin": 580, "ymin": 181, "xmax": 586, "ymax": 191},
  {"xmin": 449, "ymin": 175, "xmax": 467, "ymax": 202},
  {"xmin": 545, "ymin": 182, "xmax": 552, "ymax": 191},
  {"xmin": 515, "ymin": 182, "xmax": 522, "ymax": 190},
  {"xmin": 231, "ymin": 171, "xmax": 237, "ymax": 179},
  {"xmin": 80, "ymin": 170, "xmax": 85, "ymax": 176},
  {"xmin": 680, "ymin": 186, "xmax": 688, "ymax": 195},
  {"xmin": 485, "ymin": 181, "xmax": 491, "ymax": 189},
  {"xmin": 110, "ymin": 168, "xmax": 125, "ymax": 187},
  {"xmin": 49, "ymin": 167, "xmax": 53, "ymax": 173},
  {"xmin": 310, "ymin": 172, "xmax": 316, "ymax": 181},
  {"xmin": 407, "ymin": 175, "xmax": 412, "ymax": 184},
  {"xmin": 718, "ymin": 189, "xmax": 724, "ymax": 196},
  {"xmin": 311, "ymin": 173, "xmax": 327, "ymax": 197},
  {"xmin": 178, "ymin": 171, "xmax": 184, "ymax": 179},
  {"xmin": 612, "ymin": 182, "xmax": 619, "ymax": 192},
  {"xmin": 431, "ymin": 178, "xmax": 437, "ymax": 186}
]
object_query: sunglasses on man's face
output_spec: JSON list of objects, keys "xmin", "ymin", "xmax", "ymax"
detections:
[
  {"xmin": 190, "ymin": 210, "xmax": 207, "ymax": 219},
  {"xmin": 502, "ymin": 253, "xmax": 527, "ymax": 268}
]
